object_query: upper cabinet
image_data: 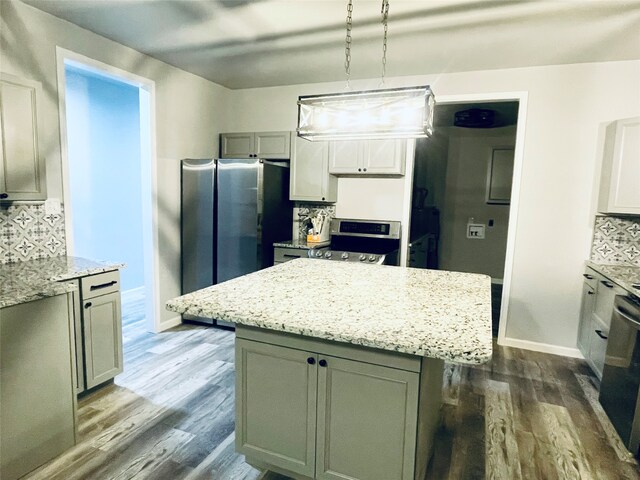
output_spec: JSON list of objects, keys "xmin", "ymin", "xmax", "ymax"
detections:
[
  {"xmin": 220, "ymin": 131, "xmax": 291, "ymax": 159},
  {"xmin": 597, "ymin": 117, "xmax": 640, "ymax": 215},
  {"xmin": 329, "ymin": 139, "xmax": 406, "ymax": 176},
  {"xmin": 289, "ymin": 134, "xmax": 337, "ymax": 203},
  {"xmin": 0, "ymin": 73, "xmax": 47, "ymax": 201}
]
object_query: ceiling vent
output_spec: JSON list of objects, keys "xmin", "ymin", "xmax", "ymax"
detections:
[{"xmin": 454, "ymin": 108, "xmax": 496, "ymax": 128}]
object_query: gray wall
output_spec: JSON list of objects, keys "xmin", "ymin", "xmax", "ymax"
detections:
[{"xmin": 1, "ymin": 0, "xmax": 231, "ymax": 329}]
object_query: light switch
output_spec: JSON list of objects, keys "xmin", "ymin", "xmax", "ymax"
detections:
[
  {"xmin": 467, "ymin": 223, "xmax": 485, "ymax": 239},
  {"xmin": 45, "ymin": 198, "xmax": 62, "ymax": 215}
]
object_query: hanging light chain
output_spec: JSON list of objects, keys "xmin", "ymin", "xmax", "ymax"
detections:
[
  {"xmin": 380, "ymin": 0, "xmax": 389, "ymax": 85},
  {"xmin": 344, "ymin": 0, "xmax": 353, "ymax": 89}
]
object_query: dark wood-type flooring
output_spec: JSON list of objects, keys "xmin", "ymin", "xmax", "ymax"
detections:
[{"xmin": 23, "ymin": 296, "xmax": 640, "ymax": 480}]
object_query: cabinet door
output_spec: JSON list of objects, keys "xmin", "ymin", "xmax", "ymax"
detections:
[
  {"xmin": 290, "ymin": 135, "xmax": 336, "ymax": 202},
  {"xmin": 236, "ymin": 339, "xmax": 318, "ymax": 478},
  {"xmin": 316, "ymin": 355, "xmax": 418, "ymax": 480},
  {"xmin": 255, "ymin": 131, "xmax": 291, "ymax": 159},
  {"xmin": 328, "ymin": 140, "xmax": 362, "ymax": 174},
  {"xmin": 83, "ymin": 292, "xmax": 123, "ymax": 389},
  {"xmin": 0, "ymin": 73, "xmax": 46, "ymax": 201},
  {"xmin": 362, "ymin": 139, "xmax": 406, "ymax": 175},
  {"xmin": 220, "ymin": 132, "xmax": 255, "ymax": 158},
  {"xmin": 577, "ymin": 280, "xmax": 595, "ymax": 357},
  {"xmin": 598, "ymin": 117, "xmax": 640, "ymax": 215}
]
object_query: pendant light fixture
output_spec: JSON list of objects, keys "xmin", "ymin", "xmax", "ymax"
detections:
[{"xmin": 297, "ymin": 0, "xmax": 435, "ymax": 141}]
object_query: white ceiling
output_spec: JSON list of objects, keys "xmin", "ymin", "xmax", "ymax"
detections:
[{"xmin": 23, "ymin": 0, "xmax": 640, "ymax": 90}]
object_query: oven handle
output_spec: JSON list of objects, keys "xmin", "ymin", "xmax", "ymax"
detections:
[{"xmin": 614, "ymin": 305, "xmax": 640, "ymax": 330}]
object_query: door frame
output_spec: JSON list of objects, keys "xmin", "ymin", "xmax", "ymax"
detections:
[
  {"xmin": 55, "ymin": 46, "xmax": 163, "ymax": 333},
  {"xmin": 401, "ymin": 91, "xmax": 528, "ymax": 347}
]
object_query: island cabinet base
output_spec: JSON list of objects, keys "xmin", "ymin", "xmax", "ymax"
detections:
[{"xmin": 235, "ymin": 326, "xmax": 444, "ymax": 480}]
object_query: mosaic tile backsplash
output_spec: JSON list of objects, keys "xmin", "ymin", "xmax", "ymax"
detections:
[
  {"xmin": 591, "ymin": 215, "xmax": 640, "ymax": 266},
  {"xmin": 0, "ymin": 203, "xmax": 66, "ymax": 264},
  {"xmin": 293, "ymin": 203, "xmax": 336, "ymax": 241}
]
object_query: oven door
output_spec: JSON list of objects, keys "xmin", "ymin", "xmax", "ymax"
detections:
[{"xmin": 599, "ymin": 295, "xmax": 640, "ymax": 456}]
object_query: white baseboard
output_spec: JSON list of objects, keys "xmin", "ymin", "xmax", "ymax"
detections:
[
  {"xmin": 121, "ymin": 286, "xmax": 145, "ymax": 303},
  {"xmin": 498, "ymin": 336, "xmax": 584, "ymax": 359},
  {"xmin": 158, "ymin": 315, "xmax": 182, "ymax": 332}
]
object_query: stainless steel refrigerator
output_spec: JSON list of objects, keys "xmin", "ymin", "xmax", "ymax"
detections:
[{"xmin": 181, "ymin": 158, "xmax": 293, "ymax": 326}]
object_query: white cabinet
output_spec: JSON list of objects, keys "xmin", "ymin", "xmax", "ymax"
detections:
[
  {"xmin": 329, "ymin": 139, "xmax": 406, "ymax": 176},
  {"xmin": 598, "ymin": 117, "xmax": 640, "ymax": 215},
  {"xmin": 0, "ymin": 73, "xmax": 47, "ymax": 201},
  {"xmin": 577, "ymin": 267, "xmax": 625, "ymax": 379},
  {"xmin": 220, "ymin": 131, "xmax": 291, "ymax": 159},
  {"xmin": 290, "ymin": 135, "xmax": 337, "ymax": 202}
]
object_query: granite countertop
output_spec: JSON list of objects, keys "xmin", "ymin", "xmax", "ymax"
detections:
[
  {"xmin": 273, "ymin": 239, "xmax": 329, "ymax": 250},
  {"xmin": 166, "ymin": 259, "xmax": 492, "ymax": 364},
  {"xmin": 586, "ymin": 260, "xmax": 640, "ymax": 296},
  {"xmin": 0, "ymin": 256, "xmax": 125, "ymax": 309}
]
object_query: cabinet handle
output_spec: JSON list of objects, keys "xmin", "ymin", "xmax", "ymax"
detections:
[
  {"xmin": 595, "ymin": 329, "xmax": 608, "ymax": 340},
  {"xmin": 583, "ymin": 274, "xmax": 594, "ymax": 280},
  {"xmin": 322, "ymin": 197, "xmax": 325, "ymax": 201},
  {"xmin": 363, "ymin": 168, "xmax": 367, "ymax": 172},
  {"xmin": 587, "ymin": 291, "xmax": 595, "ymax": 295},
  {"xmin": 358, "ymin": 168, "xmax": 362, "ymax": 172},
  {"xmin": 601, "ymin": 280, "xmax": 614, "ymax": 289},
  {"xmin": 283, "ymin": 254, "xmax": 300, "ymax": 259},
  {"xmin": 307, "ymin": 357, "xmax": 315, "ymax": 365},
  {"xmin": 90, "ymin": 280, "xmax": 118, "ymax": 291},
  {"xmin": 0, "ymin": 193, "xmax": 8, "ymax": 199},
  {"xmin": 319, "ymin": 359, "xmax": 327, "ymax": 367},
  {"xmin": 84, "ymin": 302, "xmax": 92, "ymax": 309}
]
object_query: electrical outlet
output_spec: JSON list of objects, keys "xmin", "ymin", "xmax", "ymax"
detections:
[{"xmin": 467, "ymin": 223, "xmax": 485, "ymax": 239}]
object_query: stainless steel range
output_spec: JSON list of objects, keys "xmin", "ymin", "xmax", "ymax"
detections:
[{"xmin": 308, "ymin": 218, "xmax": 401, "ymax": 265}]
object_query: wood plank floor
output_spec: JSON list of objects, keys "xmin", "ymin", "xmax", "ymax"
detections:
[{"xmin": 23, "ymin": 296, "xmax": 640, "ymax": 480}]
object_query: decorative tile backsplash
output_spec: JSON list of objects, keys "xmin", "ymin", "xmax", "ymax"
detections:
[
  {"xmin": 591, "ymin": 215, "xmax": 640, "ymax": 266},
  {"xmin": 293, "ymin": 203, "xmax": 336, "ymax": 241},
  {"xmin": 0, "ymin": 203, "xmax": 66, "ymax": 264}
]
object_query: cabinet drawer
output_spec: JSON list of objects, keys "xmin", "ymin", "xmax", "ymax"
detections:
[
  {"xmin": 588, "ymin": 316, "xmax": 609, "ymax": 379},
  {"xmin": 274, "ymin": 247, "xmax": 308, "ymax": 264},
  {"xmin": 81, "ymin": 270, "xmax": 120, "ymax": 299}
]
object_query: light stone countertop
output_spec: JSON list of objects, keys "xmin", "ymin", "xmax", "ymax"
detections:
[
  {"xmin": 0, "ymin": 256, "xmax": 125, "ymax": 309},
  {"xmin": 166, "ymin": 259, "xmax": 493, "ymax": 364},
  {"xmin": 586, "ymin": 260, "xmax": 640, "ymax": 297}
]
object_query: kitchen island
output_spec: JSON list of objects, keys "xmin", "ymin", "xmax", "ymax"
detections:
[{"xmin": 166, "ymin": 259, "xmax": 492, "ymax": 480}]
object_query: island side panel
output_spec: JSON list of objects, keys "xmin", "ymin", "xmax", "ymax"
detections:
[
  {"xmin": 414, "ymin": 357, "xmax": 445, "ymax": 480},
  {"xmin": 1, "ymin": 294, "xmax": 77, "ymax": 480}
]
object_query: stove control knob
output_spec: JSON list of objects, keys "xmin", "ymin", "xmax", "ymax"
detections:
[
  {"xmin": 324, "ymin": 251, "xmax": 332, "ymax": 259},
  {"xmin": 359, "ymin": 254, "xmax": 367, "ymax": 262},
  {"xmin": 315, "ymin": 251, "xmax": 324, "ymax": 258},
  {"xmin": 368, "ymin": 255, "xmax": 377, "ymax": 263},
  {"xmin": 341, "ymin": 252, "xmax": 349, "ymax": 260}
]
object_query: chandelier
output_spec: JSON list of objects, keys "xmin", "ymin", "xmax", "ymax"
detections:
[{"xmin": 297, "ymin": 0, "xmax": 435, "ymax": 141}]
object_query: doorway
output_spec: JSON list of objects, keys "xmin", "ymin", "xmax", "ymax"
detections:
[
  {"xmin": 57, "ymin": 48, "xmax": 160, "ymax": 334},
  {"xmin": 409, "ymin": 100, "xmax": 521, "ymax": 337}
]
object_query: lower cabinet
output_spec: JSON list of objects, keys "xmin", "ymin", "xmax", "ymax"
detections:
[
  {"xmin": 236, "ymin": 326, "xmax": 442, "ymax": 480},
  {"xmin": 577, "ymin": 267, "xmax": 624, "ymax": 378},
  {"xmin": 274, "ymin": 246, "xmax": 310, "ymax": 266},
  {"xmin": 68, "ymin": 270, "xmax": 123, "ymax": 393}
]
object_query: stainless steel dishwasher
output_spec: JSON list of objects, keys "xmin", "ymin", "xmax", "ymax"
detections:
[{"xmin": 599, "ymin": 294, "xmax": 640, "ymax": 456}]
